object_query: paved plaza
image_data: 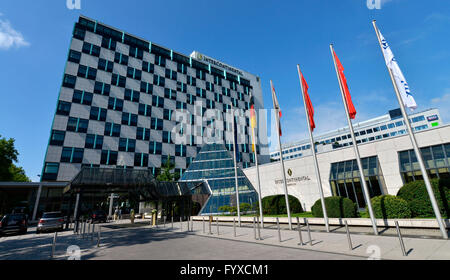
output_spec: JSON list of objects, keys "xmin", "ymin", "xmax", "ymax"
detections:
[{"xmin": 0, "ymin": 219, "xmax": 449, "ymax": 260}]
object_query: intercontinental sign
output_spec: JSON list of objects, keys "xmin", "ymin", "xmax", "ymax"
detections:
[
  {"xmin": 275, "ymin": 176, "xmax": 311, "ymax": 186},
  {"xmin": 191, "ymin": 51, "xmax": 244, "ymax": 77}
]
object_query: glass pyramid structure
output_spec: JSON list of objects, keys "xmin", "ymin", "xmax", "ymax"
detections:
[{"xmin": 179, "ymin": 142, "xmax": 259, "ymax": 215}]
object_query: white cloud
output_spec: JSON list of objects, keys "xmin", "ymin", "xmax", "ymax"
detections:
[
  {"xmin": 431, "ymin": 90, "xmax": 450, "ymax": 123},
  {"xmin": 0, "ymin": 16, "xmax": 30, "ymax": 50}
]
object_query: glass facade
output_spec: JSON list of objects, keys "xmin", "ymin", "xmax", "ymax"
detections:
[
  {"xmin": 179, "ymin": 143, "xmax": 259, "ymax": 215},
  {"xmin": 329, "ymin": 156, "xmax": 386, "ymax": 209},
  {"xmin": 399, "ymin": 143, "xmax": 450, "ymax": 183}
]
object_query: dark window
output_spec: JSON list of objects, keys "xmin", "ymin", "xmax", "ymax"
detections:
[
  {"xmin": 50, "ymin": 130, "xmax": 65, "ymax": 146},
  {"xmin": 104, "ymin": 122, "xmax": 121, "ymax": 137},
  {"xmin": 63, "ymin": 74, "xmax": 76, "ymax": 88},
  {"xmin": 114, "ymin": 52, "xmax": 129, "ymax": 65},
  {"xmin": 138, "ymin": 103, "xmax": 151, "ymax": 116},
  {"xmin": 154, "ymin": 55, "xmax": 166, "ymax": 67},
  {"xmin": 100, "ymin": 150, "xmax": 118, "ymax": 165},
  {"xmin": 98, "ymin": 58, "xmax": 113, "ymax": 73},
  {"xmin": 151, "ymin": 118, "xmax": 163, "ymax": 130},
  {"xmin": 177, "ymin": 82, "xmax": 187, "ymax": 93},
  {"xmin": 177, "ymin": 63, "xmax": 187, "ymax": 74},
  {"xmin": 140, "ymin": 82, "xmax": 153, "ymax": 94},
  {"xmin": 127, "ymin": 67, "xmax": 142, "ymax": 80},
  {"xmin": 121, "ymin": 112, "xmax": 138, "ymax": 126},
  {"xmin": 89, "ymin": 107, "xmax": 107, "ymax": 121},
  {"xmin": 134, "ymin": 153, "xmax": 148, "ymax": 167},
  {"xmin": 149, "ymin": 141, "xmax": 162, "ymax": 155},
  {"xmin": 124, "ymin": 89, "xmax": 140, "ymax": 102},
  {"xmin": 129, "ymin": 47, "xmax": 143, "ymax": 59},
  {"xmin": 176, "ymin": 101, "xmax": 187, "ymax": 110},
  {"xmin": 152, "ymin": 95, "xmax": 164, "ymax": 108},
  {"xmin": 165, "ymin": 69, "xmax": 177, "ymax": 80},
  {"xmin": 56, "ymin": 101, "xmax": 71, "ymax": 116},
  {"xmin": 101, "ymin": 37, "xmax": 117, "ymax": 50},
  {"xmin": 119, "ymin": 138, "xmax": 136, "ymax": 152},
  {"xmin": 82, "ymin": 42, "xmax": 100, "ymax": 57},
  {"xmin": 175, "ymin": 145, "xmax": 186, "ymax": 157},
  {"xmin": 153, "ymin": 75, "xmax": 165, "ymax": 87},
  {"xmin": 162, "ymin": 131, "xmax": 172, "ymax": 143},
  {"xmin": 111, "ymin": 74, "xmax": 126, "ymax": 87},
  {"xmin": 73, "ymin": 90, "xmax": 93, "ymax": 105},
  {"xmin": 85, "ymin": 134, "xmax": 103, "ymax": 149},
  {"xmin": 61, "ymin": 147, "xmax": 84, "ymax": 163},
  {"xmin": 136, "ymin": 127, "xmax": 150, "ymax": 141},
  {"xmin": 187, "ymin": 76, "xmax": 196, "ymax": 86},
  {"xmin": 108, "ymin": 97, "xmax": 124, "ymax": 111},
  {"xmin": 42, "ymin": 163, "xmax": 59, "ymax": 181},
  {"xmin": 142, "ymin": 61, "xmax": 154, "ymax": 73},
  {"xmin": 163, "ymin": 109, "xmax": 173, "ymax": 121},
  {"xmin": 68, "ymin": 50, "xmax": 81, "ymax": 63},
  {"xmin": 164, "ymin": 88, "xmax": 176, "ymax": 100},
  {"xmin": 73, "ymin": 26, "xmax": 85, "ymax": 40},
  {"xmin": 94, "ymin": 82, "xmax": 110, "ymax": 96}
]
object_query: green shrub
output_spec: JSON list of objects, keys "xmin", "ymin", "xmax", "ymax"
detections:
[
  {"xmin": 261, "ymin": 195, "xmax": 303, "ymax": 215},
  {"xmin": 369, "ymin": 195, "xmax": 411, "ymax": 219},
  {"xmin": 397, "ymin": 178, "xmax": 450, "ymax": 218},
  {"xmin": 240, "ymin": 203, "xmax": 251, "ymax": 213},
  {"xmin": 311, "ymin": 196, "xmax": 357, "ymax": 218},
  {"xmin": 218, "ymin": 205, "xmax": 231, "ymax": 213}
]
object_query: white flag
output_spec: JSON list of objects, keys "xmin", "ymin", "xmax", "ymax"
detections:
[{"xmin": 379, "ymin": 31, "xmax": 417, "ymax": 110}]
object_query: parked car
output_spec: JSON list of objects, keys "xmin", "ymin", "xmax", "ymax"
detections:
[
  {"xmin": 0, "ymin": 214, "xmax": 28, "ymax": 236},
  {"xmin": 36, "ymin": 212, "xmax": 64, "ymax": 234},
  {"xmin": 91, "ymin": 210, "xmax": 107, "ymax": 223}
]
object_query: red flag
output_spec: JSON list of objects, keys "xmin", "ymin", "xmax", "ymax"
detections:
[
  {"xmin": 333, "ymin": 50, "xmax": 357, "ymax": 119},
  {"xmin": 300, "ymin": 71, "xmax": 316, "ymax": 131}
]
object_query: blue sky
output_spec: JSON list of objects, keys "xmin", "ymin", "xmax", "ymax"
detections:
[{"xmin": 0, "ymin": 0, "xmax": 449, "ymax": 182}]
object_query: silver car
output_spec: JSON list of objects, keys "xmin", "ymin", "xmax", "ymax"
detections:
[{"xmin": 36, "ymin": 212, "xmax": 65, "ymax": 234}]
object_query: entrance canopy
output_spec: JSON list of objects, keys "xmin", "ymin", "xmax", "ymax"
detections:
[{"xmin": 63, "ymin": 167, "xmax": 191, "ymax": 201}]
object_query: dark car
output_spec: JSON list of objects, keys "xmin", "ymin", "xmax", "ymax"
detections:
[
  {"xmin": 91, "ymin": 210, "xmax": 107, "ymax": 223},
  {"xmin": 0, "ymin": 214, "xmax": 28, "ymax": 236}
]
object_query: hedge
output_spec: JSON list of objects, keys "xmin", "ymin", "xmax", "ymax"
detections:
[
  {"xmin": 261, "ymin": 195, "xmax": 303, "ymax": 215},
  {"xmin": 397, "ymin": 178, "xmax": 450, "ymax": 218},
  {"xmin": 311, "ymin": 196, "xmax": 357, "ymax": 218},
  {"xmin": 369, "ymin": 195, "xmax": 412, "ymax": 219}
]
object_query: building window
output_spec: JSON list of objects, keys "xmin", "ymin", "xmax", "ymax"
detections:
[
  {"xmin": 152, "ymin": 95, "xmax": 164, "ymax": 108},
  {"xmin": 89, "ymin": 107, "xmax": 107, "ymax": 122},
  {"xmin": 73, "ymin": 90, "xmax": 93, "ymax": 105},
  {"xmin": 124, "ymin": 89, "xmax": 140, "ymax": 102},
  {"xmin": 101, "ymin": 150, "xmax": 118, "ymax": 165},
  {"xmin": 101, "ymin": 37, "xmax": 117, "ymax": 51},
  {"xmin": 177, "ymin": 82, "xmax": 187, "ymax": 93},
  {"xmin": 127, "ymin": 67, "xmax": 142, "ymax": 80},
  {"xmin": 104, "ymin": 122, "xmax": 121, "ymax": 137},
  {"xmin": 119, "ymin": 138, "xmax": 136, "ymax": 152},
  {"xmin": 155, "ymin": 55, "xmax": 166, "ymax": 67},
  {"xmin": 136, "ymin": 127, "xmax": 150, "ymax": 141},
  {"xmin": 98, "ymin": 58, "xmax": 113, "ymax": 73},
  {"xmin": 68, "ymin": 50, "xmax": 81, "ymax": 63},
  {"xmin": 329, "ymin": 156, "xmax": 385, "ymax": 209},
  {"xmin": 121, "ymin": 112, "xmax": 138, "ymax": 127},
  {"xmin": 177, "ymin": 63, "xmax": 187, "ymax": 74},
  {"xmin": 85, "ymin": 134, "xmax": 103, "ymax": 149},
  {"xmin": 112, "ymin": 74, "xmax": 126, "ymax": 87},
  {"xmin": 142, "ymin": 61, "xmax": 154, "ymax": 73},
  {"xmin": 42, "ymin": 163, "xmax": 59, "ymax": 181},
  {"xmin": 63, "ymin": 74, "xmax": 76, "ymax": 88},
  {"xmin": 82, "ymin": 42, "xmax": 100, "ymax": 57},
  {"xmin": 94, "ymin": 82, "xmax": 111, "ymax": 96},
  {"xmin": 129, "ymin": 47, "xmax": 143, "ymax": 59},
  {"xmin": 134, "ymin": 153, "xmax": 148, "ymax": 167},
  {"xmin": 163, "ymin": 131, "xmax": 172, "ymax": 144},
  {"xmin": 175, "ymin": 145, "xmax": 186, "ymax": 157},
  {"xmin": 56, "ymin": 101, "xmax": 71, "ymax": 116},
  {"xmin": 399, "ymin": 143, "xmax": 450, "ymax": 183},
  {"xmin": 164, "ymin": 88, "xmax": 177, "ymax": 100},
  {"xmin": 108, "ymin": 97, "xmax": 124, "ymax": 111},
  {"xmin": 163, "ymin": 109, "xmax": 173, "ymax": 121},
  {"xmin": 138, "ymin": 103, "xmax": 151, "ymax": 117},
  {"xmin": 67, "ymin": 117, "xmax": 88, "ymax": 133},
  {"xmin": 61, "ymin": 147, "xmax": 84, "ymax": 163},
  {"xmin": 114, "ymin": 52, "xmax": 129, "ymax": 65},
  {"xmin": 140, "ymin": 82, "xmax": 153, "ymax": 94},
  {"xmin": 149, "ymin": 141, "xmax": 162, "ymax": 155},
  {"xmin": 151, "ymin": 118, "xmax": 163, "ymax": 130},
  {"xmin": 50, "ymin": 130, "xmax": 65, "ymax": 146},
  {"xmin": 153, "ymin": 75, "xmax": 165, "ymax": 87}
]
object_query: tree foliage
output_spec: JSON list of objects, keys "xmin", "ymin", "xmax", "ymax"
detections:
[
  {"xmin": 0, "ymin": 135, "xmax": 30, "ymax": 182},
  {"xmin": 156, "ymin": 155, "xmax": 179, "ymax": 182}
]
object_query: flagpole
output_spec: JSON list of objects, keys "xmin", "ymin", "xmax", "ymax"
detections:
[
  {"xmin": 330, "ymin": 44, "xmax": 379, "ymax": 236},
  {"xmin": 251, "ymin": 119, "xmax": 264, "ymax": 228},
  {"xmin": 231, "ymin": 106, "xmax": 241, "ymax": 227},
  {"xmin": 270, "ymin": 80, "xmax": 293, "ymax": 230},
  {"xmin": 296, "ymin": 65, "xmax": 330, "ymax": 233},
  {"xmin": 372, "ymin": 20, "xmax": 448, "ymax": 239}
]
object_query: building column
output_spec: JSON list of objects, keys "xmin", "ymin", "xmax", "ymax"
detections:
[
  {"xmin": 32, "ymin": 184, "xmax": 43, "ymax": 221},
  {"xmin": 108, "ymin": 193, "xmax": 115, "ymax": 219}
]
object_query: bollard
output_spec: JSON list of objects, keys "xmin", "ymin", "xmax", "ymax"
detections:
[
  {"xmin": 171, "ymin": 216, "xmax": 174, "ymax": 229},
  {"xmin": 82, "ymin": 220, "xmax": 86, "ymax": 239},
  {"xmin": 395, "ymin": 221, "xmax": 407, "ymax": 256},
  {"xmin": 296, "ymin": 217, "xmax": 303, "ymax": 246},
  {"xmin": 191, "ymin": 217, "xmax": 194, "ymax": 232},
  {"xmin": 276, "ymin": 217, "xmax": 281, "ymax": 243},
  {"xmin": 97, "ymin": 226, "xmax": 101, "ymax": 248},
  {"xmin": 87, "ymin": 222, "xmax": 91, "ymax": 238},
  {"xmin": 306, "ymin": 218, "xmax": 312, "ymax": 246},
  {"xmin": 208, "ymin": 217, "xmax": 212, "ymax": 235},
  {"xmin": 180, "ymin": 217, "xmax": 182, "ymax": 232},
  {"xmin": 186, "ymin": 218, "xmax": 189, "ymax": 232},
  {"xmin": 233, "ymin": 218, "xmax": 236, "ymax": 237},
  {"xmin": 50, "ymin": 232, "xmax": 58, "ymax": 260},
  {"xmin": 216, "ymin": 217, "xmax": 219, "ymax": 236},
  {"xmin": 91, "ymin": 224, "xmax": 95, "ymax": 242},
  {"xmin": 256, "ymin": 216, "xmax": 262, "ymax": 240},
  {"xmin": 203, "ymin": 216, "xmax": 205, "ymax": 233},
  {"xmin": 164, "ymin": 216, "xmax": 166, "ymax": 228},
  {"xmin": 253, "ymin": 217, "xmax": 257, "ymax": 240},
  {"xmin": 345, "ymin": 220, "xmax": 353, "ymax": 251}
]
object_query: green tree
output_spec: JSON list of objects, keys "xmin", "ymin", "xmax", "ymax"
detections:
[
  {"xmin": 0, "ymin": 135, "xmax": 29, "ymax": 182},
  {"xmin": 157, "ymin": 155, "xmax": 177, "ymax": 182}
]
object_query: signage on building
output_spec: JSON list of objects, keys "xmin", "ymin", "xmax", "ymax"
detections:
[
  {"xmin": 427, "ymin": 115, "xmax": 439, "ymax": 122},
  {"xmin": 192, "ymin": 52, "xmax": 244, "ymax": 77},
  {"xmin": 275, "ymin": 176, "xmax": 311, "ymax": 186}
]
